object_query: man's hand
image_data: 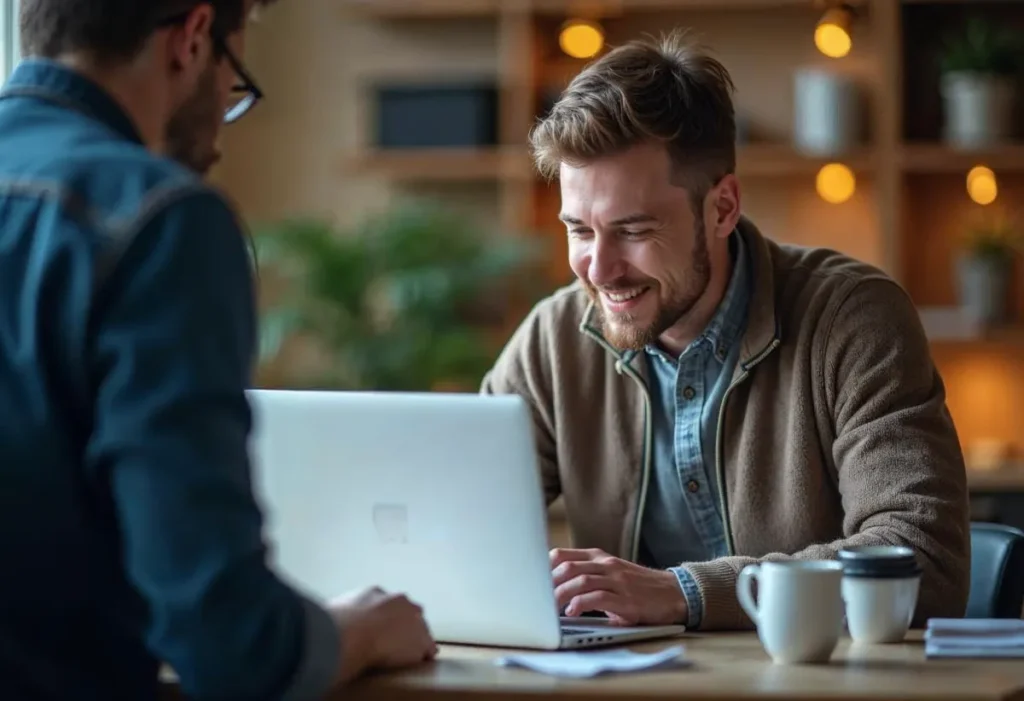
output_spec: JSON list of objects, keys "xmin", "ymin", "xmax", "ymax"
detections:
[
  {"xmin": 328, "ymin": 586, "xmax": 437, "ymax": 685},
  {"xmin": 551, "ymin": 548, "xmax": 688, "ymax": 626}
]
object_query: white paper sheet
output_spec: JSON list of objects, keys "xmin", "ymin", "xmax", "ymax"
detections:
[
  {"xmin": 495, "ymin": 645, "xmax": 689, "ymax": 678},
  {"xmin": 925, "ymin": 618, "xmax": 1024, "ymax": 658}
]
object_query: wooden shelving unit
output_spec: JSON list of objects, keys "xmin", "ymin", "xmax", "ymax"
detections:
[
  {"xmin": 899, "ymin": 143, "xmax": 1024, "ymax": 173},
  {"xmin": 529, "ymin": 0, "xmax": 856, "ymax": 12},
  {"xmin": 341, "ymin": 0, "xmax": 1024, "ymax": 462},
  {"xmin": 345, "ymin": 147, "xmax": 532, "ymax": 181},
  {"xmin": 738, "ymin": 144, "xmax": 878, "ymax": 177},
  {"xmin": 343, "ymin": 0, "xmax": 504, "ymax": 18},
  {"xmin": 345, "ymin": 143, "xmax": 879, "ymax": 181},
  {"xmin": 347, "ymin": 0, "xmax": 873, "ymax": 18}
]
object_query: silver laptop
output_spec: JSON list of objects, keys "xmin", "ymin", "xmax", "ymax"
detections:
[{"xmin": 245, "ymin": 389, "xmax": 686, "ymax": 650}]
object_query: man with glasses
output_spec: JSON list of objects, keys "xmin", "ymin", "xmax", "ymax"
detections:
[{"xmin": 0, "ymin": 2, "xmax": 436, "ymax": 700}]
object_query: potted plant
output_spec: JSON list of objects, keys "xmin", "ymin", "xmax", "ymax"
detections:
[
  {"xmin": 956, "ymin": 213, "xmax": 1021, "ymax": 324},
  {"xmin": 252, "ymin": 199, "xmax": 545, "ymax": 392},
  {"xmin": 938, "ymin": 18, "xmax": 1023, "ymax": 148}
]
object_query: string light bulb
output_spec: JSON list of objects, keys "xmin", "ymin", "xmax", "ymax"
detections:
[
  {"xmin": 966, "ymin": 165, "xmax": 998, "ymax": 205},
  {"xmin": 815, "ymin": 5, "xmax": 853, "ymax": 59},
  {"xmin": 816, "ymin": 163, "xmax": 856, "ymax": 204},
  {"xmin": 559, "ymin": 19, "xmax": 604, "ymax": 60}
]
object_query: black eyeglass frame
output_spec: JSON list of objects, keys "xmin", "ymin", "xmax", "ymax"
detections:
[{"xmin": 157, "ymin": 7, "xmax": 263, "ymax": 124}]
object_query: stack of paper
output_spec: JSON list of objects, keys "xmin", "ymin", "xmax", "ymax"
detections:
[
  {"xmin": 925, "ymin": 618, "xmax": 1024, "ymax": 658},
  {"xmin": 495, "ymin": 645, "xmax": 689, "ymax": 678}
]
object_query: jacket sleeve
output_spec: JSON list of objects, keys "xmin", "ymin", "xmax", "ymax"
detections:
[
  {"xmin": 86, "ymin": 186, "xmax": 339, "ymax": 701},
  {"xmin": 679, "ymin": 277, "xmax": 971, "ymax": 630},
  {"xmin": 479, "ymin": 309, "xmax": 561, "ymax": 506}
]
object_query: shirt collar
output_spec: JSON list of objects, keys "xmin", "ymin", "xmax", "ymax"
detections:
[
  {"xmin": 0, "ymin": 59, "xmax": 145, "ymax": 146},
  {"xmin": 639, "ymin": 228, "xmax": 751, "ymax": 366}
]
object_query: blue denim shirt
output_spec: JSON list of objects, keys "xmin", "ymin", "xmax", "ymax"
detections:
[
  {"xmin": 0, "ymin": 60, "xmax": 337, "ymax": 701},
  {"xmin": 635, "ymin": 232, "xmax": 751, "ymax": 629}
]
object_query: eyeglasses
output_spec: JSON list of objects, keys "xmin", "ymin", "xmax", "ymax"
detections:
[
  {"xmin": 218, "ymin": 38, "xmax": 262, "ymax": 124},
  {"xmin": 157, "ymin": 10, "xmax": 263, "ymax": 124}
]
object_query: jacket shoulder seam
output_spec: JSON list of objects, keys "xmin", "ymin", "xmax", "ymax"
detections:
[{"xmin": 95, "ymin": 180, "xmax": 222, "ymax": 291}]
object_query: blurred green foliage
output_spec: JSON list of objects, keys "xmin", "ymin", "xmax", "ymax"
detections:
[
  {"xmin": 939, "ymin": 17, "xmax": 1024, "ymax": 76},
  {"xmin": 961, "ymin": 210, "xmax": 1022, "ymax": 262},
  {"xmin": 253, "ymin": 200, "xmax": 546, "ymax": 391}
]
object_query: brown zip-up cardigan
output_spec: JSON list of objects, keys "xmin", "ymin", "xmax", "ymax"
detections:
[{"xmin": 481, "ymin": 217, "xmax": 971, "ymax": 631}]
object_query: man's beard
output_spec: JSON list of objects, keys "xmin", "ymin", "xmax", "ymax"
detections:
[
  {"xmin": 587, "ymin": 216, "xmax": 711, "ymax": 352},
  {"xmin": 165, "ymin": 62, "xmax": 222, "ymax": 175}
]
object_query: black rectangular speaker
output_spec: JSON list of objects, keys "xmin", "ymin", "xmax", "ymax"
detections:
[{"xmin": 372, "ymin": 81, "xmax": 499, "ymax": 149}]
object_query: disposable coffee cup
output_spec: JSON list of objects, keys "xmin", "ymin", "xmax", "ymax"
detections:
[{"xmin": 838, "ymin": 546, "xmax": 921, "ymax": 644}]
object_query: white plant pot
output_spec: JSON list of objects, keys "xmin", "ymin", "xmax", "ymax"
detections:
[
  {"xmin": 956, "ymin": 254, "xmax": 1011, "ymax": 324},
  {"xmin": 940, "ymin": 72, "xmax": 1015, "ymax": 148},
  {"xmin": 793, "ymin": 68, "xmax": 861, "ymax": 155}
]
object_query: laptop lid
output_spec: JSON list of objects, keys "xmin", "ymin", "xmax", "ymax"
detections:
[{"xmin": 246, "ymin": 389, "xmax": 564, "ymax": 649}]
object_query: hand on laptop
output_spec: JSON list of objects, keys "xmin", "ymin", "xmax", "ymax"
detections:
[
  {"xmin": 328, "ymin": 586, "xmax": 437, "ymax": 685},
  {"xmin": 550, "ymin": 548, "xmax": 688, "ymax": 626}
]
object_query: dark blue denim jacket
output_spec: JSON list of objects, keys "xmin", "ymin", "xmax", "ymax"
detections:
[{"xmin": 0, "ymin": 60, "xmax": 337, "ymax": 701}]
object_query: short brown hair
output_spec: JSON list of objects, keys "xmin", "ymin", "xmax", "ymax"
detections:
[
  {"xmin": 20, "ymin": 0, "xmax": 279, "ymax": 62},
  {"xmin": 530, "ymin": 31, "xmax": 736, "ymax": 199}
]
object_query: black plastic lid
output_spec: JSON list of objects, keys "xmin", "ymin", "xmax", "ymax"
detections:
[
  {"xmin": 838, "ymin": 545, "xmax": 921, "ymax": 579},
  {"xmin": 841, "ymin": 562, "xmax": 923, "ymax": 579}
]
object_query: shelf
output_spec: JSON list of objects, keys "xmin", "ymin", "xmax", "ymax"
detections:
[
  {"xmin": 737, "ymin": 144, "xmax": 877, "ymax": 177},
  {"xmin": 346, "ymin": 144, "xmax": 877, "ymax": 182},
  {"xmin": 344, "ymin": 0, "xmax": 865, "ymax": 18},
  {"xmin": 967, "ymin": 466, "xmax": 1024, "ymax": 493},
  {"xmin": 344, "ymin": 147, "xmax": 532, "ymax": 181},
  {"xmin": 928, "ymin": 326, "xmax": 1024, "ymax": 346},
  {"xmin": 918, "ymin": 307, "xmax": 1024, "ymax": 345},
  {"xmin": 899, "ymin": 143, "xmax": 1024, "ymax": 173},
  {"xmin": 342, "ymin": 0, "xmax": 502, "ymax": 18},
  {"xmin": 901, "ymin": 0, "xmax": 1022, "ymax": 4},
  {"xmin": 531, "ymin": 0, "xmax": 846, "ymax": 11}
]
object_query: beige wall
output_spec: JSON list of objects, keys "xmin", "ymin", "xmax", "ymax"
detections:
[{"xmin": 214, "ymin": 2, "xmax": 503, "ymax": 229}]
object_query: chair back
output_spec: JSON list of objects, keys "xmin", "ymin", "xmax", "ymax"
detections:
[{"xmin": 967, "ymin": 522, "xmax": 1024, "ymax": 619}]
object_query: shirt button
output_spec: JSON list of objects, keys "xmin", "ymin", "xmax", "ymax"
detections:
[
  {"xmin": 716, "ymin": 346, "xmax": 727, "ymax": 359},
  {"xmin": 682, "ymin": 386, "xmax": 696, "ymax": 400},
  {"xmin": 687, "ymin": 480, "xmax": 700, "ymax": 493}
]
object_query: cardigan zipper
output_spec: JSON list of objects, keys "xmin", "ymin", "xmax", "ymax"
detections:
[
  {"xmin": 714, "ymin": 337, "xmax": 780, "ymax": 555},
  {"xmin": 618, "ymin": 362, "xmax": 653, "ymax": 563},
  {"xmin": 580, "ymin": 328, "xmax": 653, "ymax": 563}
]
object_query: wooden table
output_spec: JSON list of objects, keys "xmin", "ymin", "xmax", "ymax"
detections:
[{"xmin": 335, "ymin": 632, "xmax": 1024, "ymax": 701}]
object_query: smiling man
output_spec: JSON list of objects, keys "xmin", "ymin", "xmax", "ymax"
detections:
[{"xmin": 481, "ymin": 33, "xmax": 971, "ymax": 631}]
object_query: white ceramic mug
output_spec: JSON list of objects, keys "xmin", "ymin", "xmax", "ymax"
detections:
[{"xmin": 737, "ymin": 560, "xmax": 846, "ymax": 664}]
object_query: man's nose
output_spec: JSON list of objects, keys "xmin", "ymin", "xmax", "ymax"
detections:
[{"xmin": 588, "ymin": 237, "xmax": 624, "ymax": 287}]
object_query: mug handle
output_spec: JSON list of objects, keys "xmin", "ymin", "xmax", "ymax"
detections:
[{"xmin": 736, "ymin": 564, "xmax": 761, "ymax": 626}]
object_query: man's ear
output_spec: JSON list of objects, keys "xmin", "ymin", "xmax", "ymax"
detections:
[
  {"xmin": 167, "ymin": 3, "xmax": 215, "ymax": 72},
  {"xmin": 709, "ymin": 173, "xmax": 741, "ymax": 239}
]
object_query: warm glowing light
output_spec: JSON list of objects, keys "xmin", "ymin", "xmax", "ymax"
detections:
[
  {"xmin": 966, "ymin": 165, "xmax": 998, "ymax": 205},
  {"xmin": 559, "ymin": 19, "xmax": 604, "ymax": 59},
  {"xmin": 815, "ymin": 163, "xmax": 856, "ymax": 204},
  {"xmin": 815, "ymin": 7, "xmax": 852, "ymax": 59}
]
